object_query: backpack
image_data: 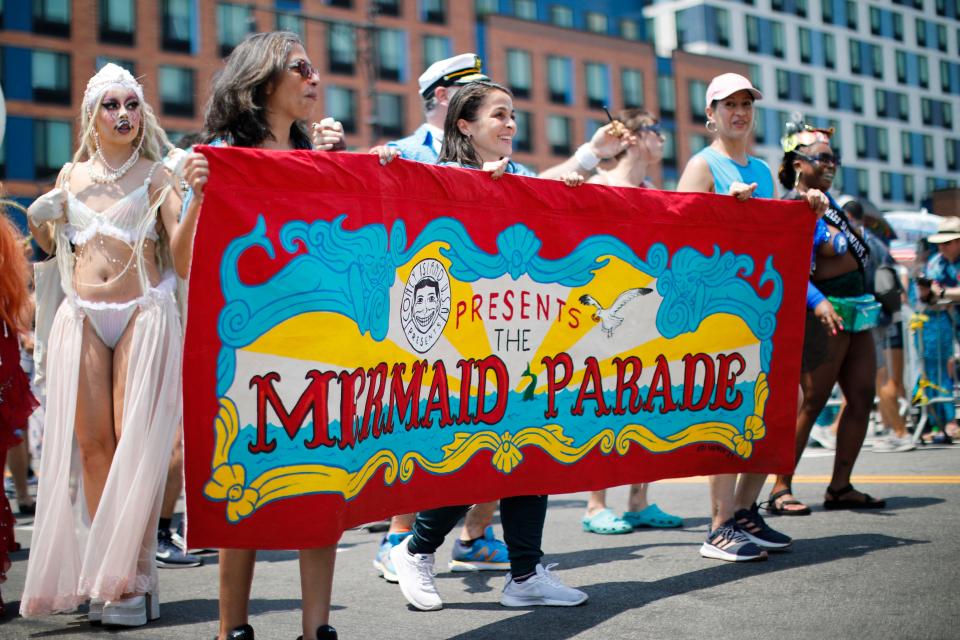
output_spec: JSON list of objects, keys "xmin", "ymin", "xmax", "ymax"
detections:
[{"xmin": 874, "ymin": 265, "xmax": 902, "ymax": 315}]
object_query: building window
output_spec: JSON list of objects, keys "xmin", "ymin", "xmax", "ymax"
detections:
[
  {"xmin": 328, "ymin": 23, "xmax": 356, "ymax": 75},
  {"xmin": 95, "ymin": 56, "xmax": 135, "ymax": 75},
  {"xmin": 218, "ymin": 3, "xmax": 252, "ymax": 56},
  {"xmin": 328, "ymin": 0, "xmax": 352, "ymax": 7},
  {"xmin": 875, "ymin": 89, "xmax": 909, "ymax": 122},
  {"xmin": 584, "ymin": 63, "xmax": 609, "ymax": 110},
  {"xmin": 33, "ymin": 0, "xmax": 71, "ymax": 37},
  {"xmin": 161, "ymin": 0, "xmax": 194, "ymax": 53},
  {"xmin": 855, "ymin": 124, "xmax": 889, "ymax": 161},
  {"xmin": 661, "ymin": 128, "xmax": 676, "ymax": 167},
  {"xmin": 549, "ymin": 5, "xmax": 573, "ymax": 28},
  {"xmin": 159, "ymin": 65, "xmax": 195, "ymax": 117},
  {"xmin": 746, "ymin": 16, "xmax": 785, "ymax": 58},
  {"xmin": 585, "ymin": 12, "xmax": 608, "ymax": 34},
  {"xmin": 514, "ymin": 110, "xmax": 532, "ymax": 153},
  {"xmin": 513, "ymin": 0, "xmax": 536, "ymax": 20},
  {"xmin": 922, "ymin": 98, "xmax": 954, "ymax": 129},
  {"xmin": 546, "ymin": 115, "xmax": 572, "ymax": 156},
  {"xmin": 688, "ymin": 80, "xmax": 707, "ymax": 123},
  {"xmin": 506, "ymin": 49, "xmax": 532, "ymax": 99},
  {"xmin": 100, "ymin": 0, "xmax": 136, "ymax": 45},
  {"xmin": 422, "ymin": 35, "xmax": 451, "ymax": 68},
  {"xmin": 658, "ymin": 75, "xmax": 675, "ymax": 117},
  {"xmin": 376, "ymin": 28, "xmax": 406, "ymax": 82},
  {"xmin": 620, "ymin": 19, "xmax": 640, "ymax": 40},
  {"xmin": 326, "ymin": 86, "xmax": 357, "ymax": 133},
  {"xmin": 776, "ymin": 70, "xmax": 813, "ymax": 104},
  {"xmin": 374, "ymin": 0, "xmax": 401, "ymax": 16},
  {"xmin": 826, "ymin": 80, "xmax": 863, "ymax": 113},
  {"xmin": 34, "ymin": 119, "xmax": 72, "ymax": 180},
  {"xmin": 421, "ymin": 0, "xmax": 445, "ymax": 24},
  {"xmin": 547, "ymin": 56, "xmax": 572, "ymax": 105},
  {"xmin": 947, "ymin": 139, "xmax": 959, "ymax": 171},
  {"xmin": 276, "ymin": 12, "xmax": 305, "ymax": 38},
  {"xmin": 621, "ymin": 69, "xmax": 644, "ymax": 109},
  {"xmin": 32, "ymin": 50, "xmax": 71, "ymax": 105},
  {"xmin": 475, "ymin": 0, "xmax": 498, "ymax": 16},
  {"xmin": 677, "ymin": 5, "xmax": 729, "ymax": 47},
  {"xmin": 374, "ymin": 93, "xmax": 405, "ymax": 138}
]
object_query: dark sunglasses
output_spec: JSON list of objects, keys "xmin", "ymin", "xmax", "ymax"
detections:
[
  {"xmin": 287, "ymin": 59, "xmax": 317, "ymax": 80},
  {"xmin": 637, "ymin": 123, "xmax": 663, "ymax": 136},
  {"xmin": 797, "ymin": 152, "xmax": 841, "ymax": 166}
]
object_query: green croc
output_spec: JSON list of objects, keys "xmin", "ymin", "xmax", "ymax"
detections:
[
  {"xmin": 581, "ymin": 508, "xmax": 633, "ymax": 534},
  {"xmin": 622, "ymin": 504, "xmax": 683, "ymax": 529}
]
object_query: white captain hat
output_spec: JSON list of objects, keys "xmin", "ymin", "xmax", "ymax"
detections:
[{"xmin": 418, "ymin": 53, "xmax": 490, "ymax": 98}]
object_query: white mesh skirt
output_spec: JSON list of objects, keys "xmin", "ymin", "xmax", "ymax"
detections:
[{"xmin": 20, "ymin": 278, "xmax": 182, "ymax": 615}]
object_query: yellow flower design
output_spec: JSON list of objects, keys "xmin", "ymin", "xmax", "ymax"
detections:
[
  {"xmin": 491, "ymin": 431, "xmax": 523, "ymax": 473},
  {"xmin": 203, "ymin": 464, "xmax": 260, "ymax": 523}
]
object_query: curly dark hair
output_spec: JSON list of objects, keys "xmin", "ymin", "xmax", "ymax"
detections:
[
  {"xmin": 202, "ymin": 31, "xmax": 312, "ymax": 150},
  {"xmin": 438, "ymin": 81, "xmax": 513, "ymax": 169}
]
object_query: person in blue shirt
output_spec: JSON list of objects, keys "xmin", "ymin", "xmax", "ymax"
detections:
[
  {"xmin": 677, "ymin": 74, "xmax": 827, "ymax": 563},
  {"xmin": 916, "ymin": 217, "xmax": 960, "ymax": 442}
]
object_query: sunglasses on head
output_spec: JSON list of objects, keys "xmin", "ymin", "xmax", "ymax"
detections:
[
  {"xmin": 287, "ymin": 59, "xmax": 317, "ymax": 80},
  {"xmin": 637, "ymin": 123, "xmax": 662, "ymax": 136},
  {"xmin": 797, "ymin": 151, "xmax": 841, "ymax": 167}
]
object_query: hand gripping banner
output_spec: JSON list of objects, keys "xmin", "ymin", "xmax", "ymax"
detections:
[{"xmin": 183, "ymin": 147, "xmax": 815, "ymax": 549}]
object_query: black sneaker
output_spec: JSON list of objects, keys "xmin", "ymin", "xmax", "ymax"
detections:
[
  {"xmin": 735, "ymin": 504, "xmax": 792, "ymax": 549},
  {"xmin": 700, "ymin": 518, "xmax": 767, "ymax": 562},
  {"xmin": 156, "ymin": 528, "xmax": 203, "ymax": 568}
]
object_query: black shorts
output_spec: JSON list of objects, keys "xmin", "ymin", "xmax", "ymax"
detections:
[{"xmin": 802, "ymin": 309, "xmax": 829, "ymax": 373}]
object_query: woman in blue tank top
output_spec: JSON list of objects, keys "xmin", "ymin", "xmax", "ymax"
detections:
[{"xmin": 676, "ymin": 74, "xmax": 827, "ymax": 563}]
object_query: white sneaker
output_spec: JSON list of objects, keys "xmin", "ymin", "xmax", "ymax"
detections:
[
  {"xmin": 100, "ymin": 593, "xmax": 160, "ymax": 626},
  {"xmin": 809, "ymin": 425, "xmax": 837, "ymax": 450},
  {"xmin": 389, "ymin": 536, "xmax": 442, "ymax": 611},
  {"xmin": 500, "ymin": 563, "xmax": 588, "ymax": 607},
  {"xmin": 873, "ymin": 433, "xmax": 916, "ymax": 453}
]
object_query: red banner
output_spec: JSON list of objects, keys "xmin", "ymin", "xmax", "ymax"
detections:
[{"xmin": 183, "ymin": 147, "xmax": 814, "ymax": 549}]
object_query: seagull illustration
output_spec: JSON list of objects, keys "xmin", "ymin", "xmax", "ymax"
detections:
[{"xmin": 579, "ymin": 288, "xmax": 653, "ymax": 338}]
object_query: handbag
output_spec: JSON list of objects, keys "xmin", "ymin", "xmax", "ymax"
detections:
[{"xmin": 827, "ymin": 294, "xmax": 882, "ymax": 333}]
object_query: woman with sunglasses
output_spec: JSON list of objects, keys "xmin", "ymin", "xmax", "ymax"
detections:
[
  {"xmin": 179, "ymin": 32, "xmax": 343, "ymax": 640},
  {"xmin": 766, "ymin": 118, "xmax": 885, "ymax": 515},
  {"xmin": 677, "ymin": 74, "xmax": 828, "ymax": 562},
  {"xmin": 581, "ymin": 109, "xmax": 683, "ymax": 534}
]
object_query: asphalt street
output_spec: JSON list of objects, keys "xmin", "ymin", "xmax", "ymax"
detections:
[{"xmin": 2, "ymin": 437, "xmax": 957, "ymax": 640}]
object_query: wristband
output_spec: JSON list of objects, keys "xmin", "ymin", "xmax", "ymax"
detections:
[{"xmin": 574, "ymin": 143, "xmax": 600, "ymax": 171}]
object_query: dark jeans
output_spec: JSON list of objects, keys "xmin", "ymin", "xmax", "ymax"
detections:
[{"xmin": 407, "ymin": 495, "xmax": 548, "ymax": 577}]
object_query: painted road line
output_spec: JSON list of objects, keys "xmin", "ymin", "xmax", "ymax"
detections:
[{"xmin": 658, "ymin": 475, "xmax": 960, "ymax": 484}]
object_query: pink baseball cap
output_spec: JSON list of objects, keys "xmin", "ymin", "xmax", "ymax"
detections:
[{"xmin": 705, "ymin": 73, "xmax": 763, "ymax": 104}]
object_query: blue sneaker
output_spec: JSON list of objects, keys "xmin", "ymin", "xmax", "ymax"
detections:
[
  {"xmin": 449, "ymin": 526, "xmax": 510, "ymax": 572},
  {"xmin": 373, "ymin": 531, "xmax": 411, "ymax": 582}
]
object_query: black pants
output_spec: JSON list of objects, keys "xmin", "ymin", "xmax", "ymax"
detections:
[{"xmin": 407, "ymin": 495, "xmax": 548, "ymax": 577}]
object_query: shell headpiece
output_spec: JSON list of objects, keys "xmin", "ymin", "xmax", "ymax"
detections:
[{"xmin": 83, "ymin": 63, "xmax": 144, "ymax": 113}]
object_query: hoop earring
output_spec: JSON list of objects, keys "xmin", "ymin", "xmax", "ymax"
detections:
[
  {"xmin": 794, "ymin": 170, "xmax": 801, "ymax": 190},
  {"xmin": 705, "ymin": 120, "xmax": 718, "ymax": 133}
]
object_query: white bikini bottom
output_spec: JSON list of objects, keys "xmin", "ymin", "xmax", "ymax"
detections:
[{"xmin": 74, "ymin": 275, "xmax": 177, "ymax": 349}]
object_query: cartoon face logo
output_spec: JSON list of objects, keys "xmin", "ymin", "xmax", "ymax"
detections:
[{"xmin": 401, "ymin": 258, "xmax": 451, "ymax": 353}]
